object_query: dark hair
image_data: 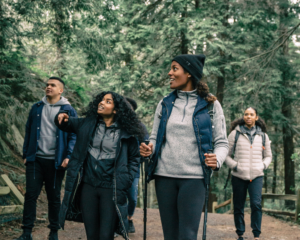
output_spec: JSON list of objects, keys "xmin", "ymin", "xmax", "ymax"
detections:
[
  {"xmin": 49, "ymin": 76, "xmax": 65, "ymax": 86},
  {"xmin": 83, "ymin": 91, "xmax": 146, "ymax": 141},
  {"xmin": 185, "ymin": 74, "xmax": 217, "ymax": 103},
  {"xmin": 125, "ymin": 97, "xmax": 138, "ymax": 111},
  {"xmin": 230, "ymin": 107, "xmax": 267, "ymax": 132}
]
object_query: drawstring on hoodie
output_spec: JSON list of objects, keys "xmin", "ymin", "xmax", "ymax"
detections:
[{"xmin": 182, "ymin": 93, "xmax": 189, "ymax": 122}]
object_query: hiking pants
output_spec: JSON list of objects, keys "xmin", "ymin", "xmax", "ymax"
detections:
[
  {"xmin": 127, "ymin": 177, "xmax": 139, "ymax": 217},
  {"xmin": 155, "ymin": 176, "xmax": 206, "ymax": 240},
  {"xmin": 22, "ymin": 157, "xmax": 65, "ymax": 233},
  {"xmin": 232, "ymin": 175, "xmax": 263, "ymax": 238},
  {"xmin": 80, "ymin": 183, "xmax": 118, "ymax": 240}
]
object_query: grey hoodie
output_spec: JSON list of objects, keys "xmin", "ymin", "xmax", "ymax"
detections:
[
  {"xmin": 150, "ymin": 90, "xmax": 229, "ymax": 178},
  {"xmin": 36, "ymin": 96, "xmax": 71, "ymax": 159}
]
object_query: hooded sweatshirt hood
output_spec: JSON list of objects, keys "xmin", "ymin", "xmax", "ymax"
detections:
[
  {"xmin": 36, "ymin": 96, "xmax": 71, "ymax": 159},
  {"xmin": 41, "ymin": 96, "xmax": 70, "ymax": 106}
]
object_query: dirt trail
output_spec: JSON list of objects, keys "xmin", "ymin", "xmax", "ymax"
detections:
[
  {"xmin": 1, "ymin": 190, "xmax": 300, "ymax": 240},
  {"xmin": 2, "ymin": 207, "xmax": 300, "ymax": 240}
]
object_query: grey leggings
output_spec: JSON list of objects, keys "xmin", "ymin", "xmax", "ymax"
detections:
[{"xmin": 155, "ymin": 176, "xmax": 206, "ymax": 240}]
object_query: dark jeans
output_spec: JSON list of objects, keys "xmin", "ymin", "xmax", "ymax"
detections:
[
  {"xmin": 22, "ymin": 157, "xmax": 65, "ymax": 233},
  {"xmin": 155, "ymin": 176, "xmax": 206, "ymax": 240},
  {"xmin": 127, "ymin": 177, "xmax": 139, "ymax": 217},
  {"xmin": 80, "ymin": 183, "xmax": 118, "ymax": 240},
  {"xmin": 232, "ymin": 175, "xmax": 263, "ymax": 238}
]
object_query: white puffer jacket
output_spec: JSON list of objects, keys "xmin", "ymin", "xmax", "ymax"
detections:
[{"xmin": 225, "ymin": 125, "xmax": 272, "ymax": 181}]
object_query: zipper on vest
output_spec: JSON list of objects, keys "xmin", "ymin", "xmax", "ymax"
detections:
[
  {"xmin": 193, "ymin": 116, "xmax": 206, "ymax": 175},
  {"xmin": 182, "ymin": 93, "xmax": 189, "ymax": 122}
]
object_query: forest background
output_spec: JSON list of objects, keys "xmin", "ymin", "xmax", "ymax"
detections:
[{"xmin": 1, "ymin": 0, "xmax": 300, "ymax": 216}]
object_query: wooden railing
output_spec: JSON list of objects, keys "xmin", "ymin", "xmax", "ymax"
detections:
[
  {"xmin": 212, "ymin": 189, "xmax": 300, "ymax": 221},
  {"xmin": 0, "ymin": 174, "xmax": 24, "ymax": 216}
]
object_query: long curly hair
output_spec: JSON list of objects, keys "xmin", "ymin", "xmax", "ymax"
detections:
[
  {"xmin": 186, "ymin": 74, "xmax": 217, "ymax": 103},
  {"xmin": 83, "ymin": 91, "xmax": 146, "ymax": 142},
  {"xmin": 230, "ymin": 107, "xmax": 267, "ymax": 133}
]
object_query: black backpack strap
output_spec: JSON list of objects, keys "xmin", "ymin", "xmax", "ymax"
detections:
[
  {"xmin": 224, "ymin": 169, "xmax": 231, "ymax": 189},
  {"xmin": 232, "ymin": 131, "xmax": 240, "ymax": 158},
  {"xmin": 259, "ymin": 132, "xmax": 266, "ymax": 158}
]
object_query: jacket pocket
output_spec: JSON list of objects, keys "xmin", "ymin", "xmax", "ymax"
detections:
[{"xmin": 252, "ymin": 162, "xmax": 264, "ymax": 177}]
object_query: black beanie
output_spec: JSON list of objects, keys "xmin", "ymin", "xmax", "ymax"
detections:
[{"xmin": 172, "ymin": 54, "xmax": 206, "ymax": 82}]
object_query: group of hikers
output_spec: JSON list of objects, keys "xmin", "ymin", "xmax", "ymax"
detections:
[{"xmin": 15, "ymin": 54, "xmax": 272, "ymax": 240}]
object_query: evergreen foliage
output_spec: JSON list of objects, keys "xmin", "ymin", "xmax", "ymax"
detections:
[{"xmin": 1, "ymin": 0, "xmax": 300, "ymax": 211}]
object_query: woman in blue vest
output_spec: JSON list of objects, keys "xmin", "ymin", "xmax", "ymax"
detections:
[{"xmin": 140, "ymin": 54, "xmax": 229, "ymax": 240}]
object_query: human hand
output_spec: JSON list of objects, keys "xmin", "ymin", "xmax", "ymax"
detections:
[
  {"xmin": 58, "ymin": 113, "xmax": 69, "ymax": 125},
  {"xmin": 204, "ymin": 153, "xmax": 217, "ymax": 170},
  {"xmin": 140, "ymin": 142, "xmax": 153, "ymax": 157},
  {"xmin": 61, "ymin": 158, "xmax": 69, "ymax": 168}
]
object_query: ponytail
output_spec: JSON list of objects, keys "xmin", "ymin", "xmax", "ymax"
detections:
[
  {"xmin": 188, "ymin": 75, "xmax": 216, "ymax": 103},
  {"xmin": 195, "ymin": 81, "xmax": 217, "ymax": 103}
]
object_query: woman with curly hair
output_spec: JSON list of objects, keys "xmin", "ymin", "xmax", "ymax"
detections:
[
  {"xmin": 140, "ymin": 54, "xmax": 229, "ymax": 240},
  {"xmin": 54, "ymin": 91, "xmax": 145, "ymax": 240},
  {"xmin": 225, "ymin": 107, "xmax": 272, "ymax": 240}
]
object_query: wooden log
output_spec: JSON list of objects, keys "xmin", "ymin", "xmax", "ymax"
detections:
[
  {"xmin": 0, "ymin": 205, "xmax": 23, "ymax": 215},
  {"xmin": 262, "ymin": 193, "xmax": 297, "ymax": 201},
  {"xmin": 17, "ymin": 185, "xmax": 25, "ymax": 196},
  {"xmin": 212, "ymin": 201, "xmax": 217, "ymax": 213},
  {"xmin": 215, "ymin": 199, "xmax": 231, "ymax": 210},
  {"xmin": 296, "ymin": 189, "xmax": 300, "ymax": 221},
  {"xmin": 0, "ymin": 161, "xmax": 25, "ymax": 173},
  {"xmin": 262, "ymin": 208, "xmax": 295, "ymax": 216},
  {"xmin": 0, "ymin": 174, "xmax": 24, "ymax": 204},
  {"xmin": 0, "ymin": 186, "xmax": 10, "ymax": 196}
]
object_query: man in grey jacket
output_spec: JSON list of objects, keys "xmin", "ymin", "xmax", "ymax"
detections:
[{"xmin": 16, "ymin": 77, "xmax": 77, "ymax": 240}]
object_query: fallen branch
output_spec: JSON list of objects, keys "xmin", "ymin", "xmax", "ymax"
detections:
[
  {"xmin": 0, "ymin": 162, "xmax": 25, "ymax": 174},
  {"xmin": 242, "ymin": 22, "xmax": 300, "ymax": 63}
]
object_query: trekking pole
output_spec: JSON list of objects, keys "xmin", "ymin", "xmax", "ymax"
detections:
[
  {"xmin": 223, "ymin": 169, "xmax": 231, "ymax": 190},
  {"xmin": 143, "ymin": 140, "xmax": 150, "ymax": 240},
  {"xmin": 202, "ymin": 149, "xmax": 213, "ymax": 240}
]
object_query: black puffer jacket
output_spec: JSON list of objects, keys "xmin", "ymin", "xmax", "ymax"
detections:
[{"xmin": 55, "ymin": 114, "xmax": 140, "ymax": 240}]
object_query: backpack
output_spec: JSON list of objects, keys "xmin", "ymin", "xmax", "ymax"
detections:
[{"xmin": 223, "ymin": 129, "xmax": 266, "ymax": 189}]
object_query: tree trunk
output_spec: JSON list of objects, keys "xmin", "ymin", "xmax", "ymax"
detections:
[
  {"xmin": 195, "ymin": 0, "xmax": 200, "ymax": 9},
  {"xmin": 216, "ymin": 68, "xmax": 225, "ymax": 104},
  {"xmin": 181, "ymin": 4, "xmax": 188, "ymax": 54},
  {"xmin": 216, "ymin": 0, "xmax": 229, "ymax": 105},
  {"xmin": 52, "ymin": 1, "xmax": 66, "ymax": 77},
  {"xmin": 280, "ymin": 5, "xmax": 295, "ymax": 209},
  {"xmin": 272, "ymin": 126, "xmax": 279, "ymax": 196}
]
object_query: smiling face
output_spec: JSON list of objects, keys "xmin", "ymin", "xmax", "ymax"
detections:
[
  {"xmin": 97, "ymin": 94, "xmax": 116, "ymax": 117},
  {"xmin": 168, "ymin": 61, "xmax": 194, "ymax": 91},
  {"xmin": 243, "ymin": 108, "xmax": 259, "ymax": 129},
  {"xmin": 45, "ymin": 79, "xmax": 64, "ymax": 98}
]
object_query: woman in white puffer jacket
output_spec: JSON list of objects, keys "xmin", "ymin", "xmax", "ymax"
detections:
[{"xmin": 225, "ymin": 107, "xmax": 272, "ymax": 240}]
